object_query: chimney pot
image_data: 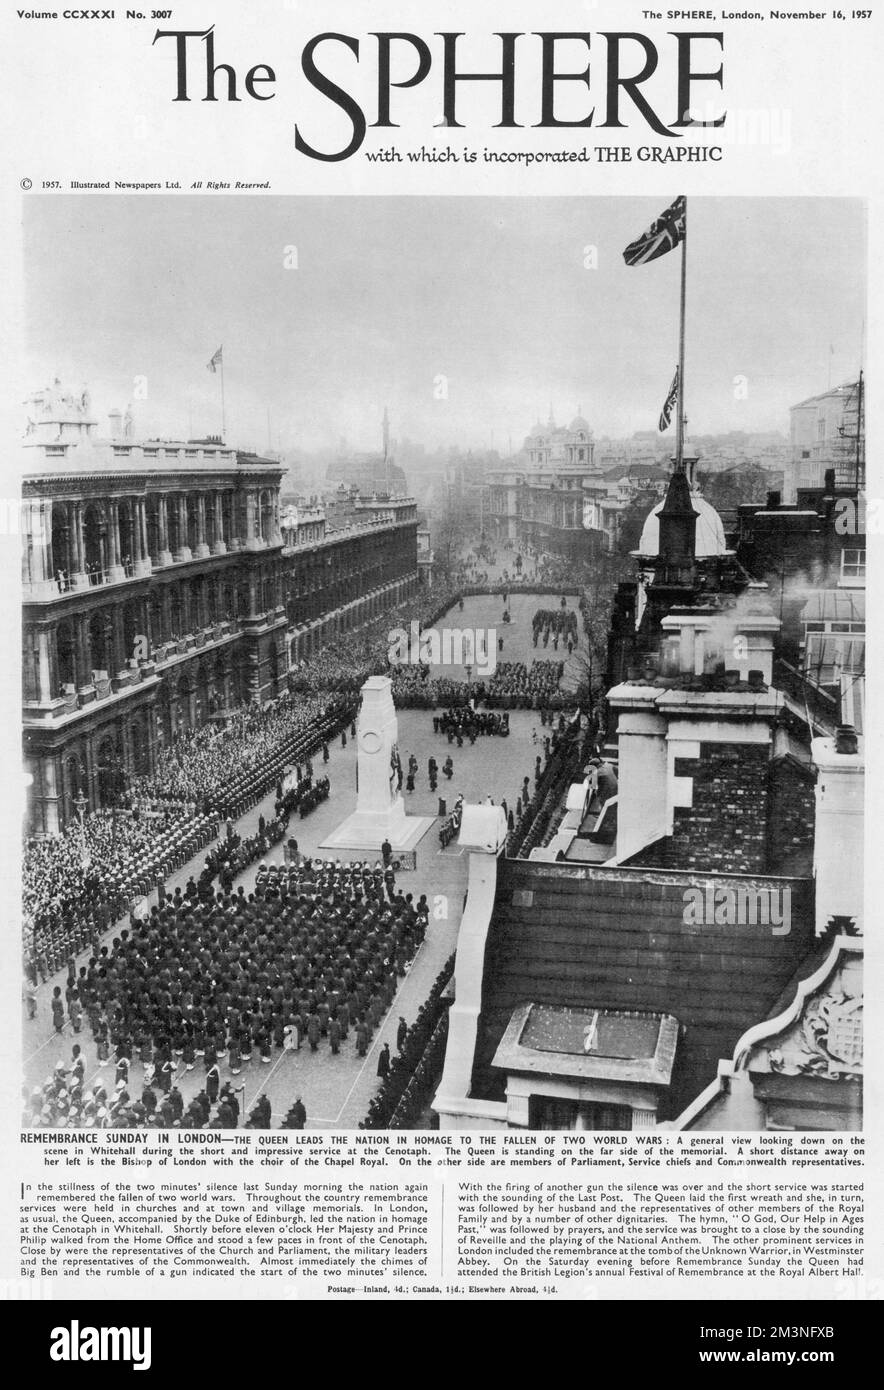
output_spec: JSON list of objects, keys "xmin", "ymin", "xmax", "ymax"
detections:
[{"xmin": 835, "ymin": 724, "xmax": 859, "ymax": 755}]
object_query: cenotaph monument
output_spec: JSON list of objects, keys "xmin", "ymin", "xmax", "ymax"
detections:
[{"xmin": 320, "ymin": 675, "xmax": 434, "ymax": 852}]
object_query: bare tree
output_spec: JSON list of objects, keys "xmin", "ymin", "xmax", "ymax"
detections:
[
  {"xmin": 433, "ymin": 483, "xmax": 469, "ymax": 581},
  {"xmin": 574, "ymin": 551, "xmax": 631, "ymax": 700}
]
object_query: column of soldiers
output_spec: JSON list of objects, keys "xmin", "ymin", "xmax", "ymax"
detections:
[{"xmin": 24, "ymin": 859, "xmax": 430, "ymax": 1130}]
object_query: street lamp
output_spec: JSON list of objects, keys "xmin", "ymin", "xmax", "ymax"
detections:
[{"xmin": 73, "ymin": 788, "xmax": 90, "ymax": 869}]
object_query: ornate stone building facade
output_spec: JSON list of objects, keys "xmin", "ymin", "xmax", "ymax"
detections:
[
  {"xmin": 486, "ymin": 412, "xmax": 602, "ymax": 557},
  {"xmin": 22, "ymin": 385, "xmax": 418, "ymax": 835}
]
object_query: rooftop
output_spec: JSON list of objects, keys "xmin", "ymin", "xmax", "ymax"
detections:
[
  {"xmin": 493, "ymin": 1003, "xmax": 680, "ymax": 1086},
  {"xmin": 473, "ymin": 858, "xmax": 816, "ymax": 1119}
]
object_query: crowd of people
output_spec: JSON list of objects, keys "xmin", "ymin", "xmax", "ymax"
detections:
[
  {"xmin": 296, "ymin": 776, "xmax": 331, "ymax": 818},
  {"xmin": 23, "ymin": 572, "xmax": 523, "ymax": 987},
  {"xmin": 23, "ymin": 551, "xmax": 602, "ymax": 1131},
  {"xmin": 433, "ymin": 711, "xmax": 586, "ymax": 853},
  {"xmin": 24, "ymin": 858, "xmax": 430, "ymax": 1129},
  {"xmin": 147, "ymin": 693, "xmax": 351, "ymax": 814},
  {"xmin": 273, "ymin": 771, "xmax": 314, "ymax": 819},
  {"xmin": 509, "ymin": 721, "xmax": 597, "ymax": 858},
  {"xmin": 287, "ymin": 582, "xmax": 464, "ymax": 697},
  {"xmin": 484, "ymin": 660, "xmax": 565, "ymax": 708},
  {"xmin": 449, "ymin": 537, "xmax": 584, "ymax": 594},
  {"xmin": 22, "ymin": 692, "xmax": 355, "ymax": 977},
  {"xmin": 390, "ymin": 667, "xmax": 478, "ymax": 708},
  {"xmin": 24, "ymin": 610, "xmax": 574, "ymax": 983},
  {"xmin": 23, "ymin": 805, "xmax": 219, "ymax": 981},
  {"xmin": 437, "ymin": 797, "xmax": 464, "ymax": 849},
  {"xmin": 532, "ymin": 606, "xmax": 579, "ymax": 652},
  {"xmin": 361, "ymin": 958, "xmax": 454, "ymax": 1129},
  {"xmin": 391, "ymin": 660, "xmax": 567, "ymax": 712},
  {"xmin": 434, "ymin": 707, "xmax": 509, "ymax": 741},
  {"xmin": 197, "ymin": 813, "xmax": 289, "ymax": 895}
]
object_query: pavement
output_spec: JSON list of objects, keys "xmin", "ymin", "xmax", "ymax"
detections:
[{"xmin": 22, "ymin": 590, "xmax": 580, "ymax": 1128}]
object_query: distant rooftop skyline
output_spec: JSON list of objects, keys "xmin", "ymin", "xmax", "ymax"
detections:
[{"xmin": 23, "ymin": 196, "xmax": 865, "ymax": 453}]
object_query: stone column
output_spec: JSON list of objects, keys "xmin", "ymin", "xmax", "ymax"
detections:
[
  {"xmin": 21, "ymin": 503, "xmax": 35, "ymax": 593},
  {"xmin": 212, "ymin": 492, "xmax": 227, "ymax": 555},
  {"xmin": 26, "ymin": 501, "xmax": 55, "ymax": 597},
  {"xmin": 168, "ymin": 683, "xmax": 179, "ymax": 741},
  {"xmin": 146, "ymin": 708, "xmax": 158, "ymax": 777},
  {"xmin": 141, "ymin": 595, "xmax": 153, "ymax": 655},
  {"xmin": 135, "ymin": 499, "xmax": 151, "ymax": 577},
  {"xmin": 244, "ymin": 489, "xmax": 257, "ymax": 548},
  {"xmin": 176, "ymin": 495, "xmax": 192, "ymax": 562},
  {"xmin": 180, "ymin": 581, "xmax": 193, "ymax": 636},
  {"xmin": 94, "ymin": 615, "xmax": 110, "ymax": 679},
  {"xmin": 60, "ymin": 502, "xmax": 74, "ymax": 581},
  {"xmin": 108, "ymin": 500, "xmax": 124, "ymax": 581},
  {"xmin": 76, "ymin": 613, "xmax": 92, "ymax": 689},
  {"xmin": 35, "ymin": 627, "xmax": 56, "ymax": 704},
  {"xmin": 195, "ymin": 493, "xmax": 210, "ymax": 558},
  {"xmin": 162, "ymin": 587, "xmax": 173, "ymax": 643},
  {"xmin": 157, "ymin": 496, "xmax": 172, "ymax": 567},
  {"xmin": 112, "ymin": 609, "xmax": 126, "ymax": 675},
  {"xmin": 129, "ymin": 501, "xmax": 141, "ymax": 566}
]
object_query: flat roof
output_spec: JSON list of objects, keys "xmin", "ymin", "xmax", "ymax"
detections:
[{"xmin": 492, "ymin": 1003, "xmax": 679, "ymax": 1086}]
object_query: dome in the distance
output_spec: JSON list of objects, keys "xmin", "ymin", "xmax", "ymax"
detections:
[{"xmin": 638, "ymin": 491, "xmax": 727, "ymax": 559}]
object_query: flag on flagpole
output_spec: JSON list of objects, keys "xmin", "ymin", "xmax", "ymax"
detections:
[
  {"xmin": 207, "ymin": 346, "xmax": 223, "ymax": 373},
  {"xmin": 658, "ymin": 367, "xmax": 680, "ymax": 432},
  {"xmin": 623, "ymin": 196, "xmax": 686, "ymax": 266}
]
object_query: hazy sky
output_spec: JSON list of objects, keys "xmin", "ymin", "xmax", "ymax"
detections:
[{"xmin": 23, "ymin": 196, "xmax": 865, "ymax": 453}]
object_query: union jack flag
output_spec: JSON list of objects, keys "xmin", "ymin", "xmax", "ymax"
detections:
[
  {"xmin": 623, "ymin": 195, "xmax": 686, "ymax": 266},
  {"xmin": 207, "ymin": 346, "xmax": 223, "ymax": 373},
  {"xmin": 659, "ymin": 367, "xmax": 680, "ymax": 432}
]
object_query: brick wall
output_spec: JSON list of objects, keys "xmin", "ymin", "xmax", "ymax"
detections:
[
  {"xmin": 670, "ymin": 742, "xmax": 770, "ymax": 874},
  {"xmin": 767, "ymin": 755, "xmax": 816, "ymax": 876}
]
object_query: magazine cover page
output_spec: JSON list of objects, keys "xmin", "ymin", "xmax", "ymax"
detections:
[{"xmin": 0, "ymin": 0, "xmax": 880, "ymax": 1360}]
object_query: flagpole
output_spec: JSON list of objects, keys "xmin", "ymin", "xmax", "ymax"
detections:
[
  {"xmin": 220, "ymin": 353, "xmax": 227, "ymax": 442},
  {"xmin": 676, "ymin": 201, "xmax": 687, "ymax": 472}
]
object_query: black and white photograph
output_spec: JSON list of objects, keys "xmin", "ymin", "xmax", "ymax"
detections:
[
  {"xmin": 20, "ymin": 194, "xmax": 865, "ymax": 1136},
  {"xmin": 2, "ymin": 0, "xmax": 881, "ymax": 1333}
]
